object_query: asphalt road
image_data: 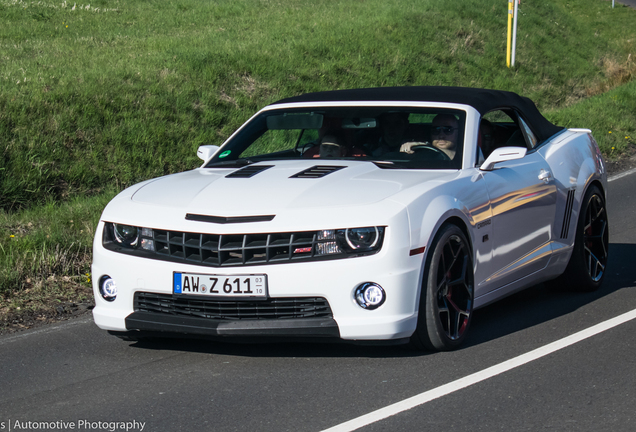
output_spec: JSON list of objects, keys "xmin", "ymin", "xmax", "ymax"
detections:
[
  {"xmin": 1, "ymin": 169, "xmax": 636, "ymax": 432},
  {"xmin": 617, "ymin": 0, "xmax": 636, "ymax": 8}
]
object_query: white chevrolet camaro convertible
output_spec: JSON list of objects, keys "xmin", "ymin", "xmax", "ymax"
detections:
[{"xmin": 92, "ymin": 87, "xmax": 608, "ymax": 351}]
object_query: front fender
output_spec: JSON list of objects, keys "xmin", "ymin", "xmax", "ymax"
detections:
[{"xmin": 414, "ymin": 196, "xmax": 474, "ymax": 252}]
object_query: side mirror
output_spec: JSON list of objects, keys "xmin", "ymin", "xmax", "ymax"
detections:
[
  {"xmin": 197, "ymin": 145, "xmax": 220, "ymax": 162},
  {"xmin": 480, "ymin": 146, "xmax": 527, "ymax": 171}
]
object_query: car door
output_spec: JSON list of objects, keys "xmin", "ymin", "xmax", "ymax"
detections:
[{"xmin": 479, "ymin": 110, "xmax": 557, "ymax": 291}]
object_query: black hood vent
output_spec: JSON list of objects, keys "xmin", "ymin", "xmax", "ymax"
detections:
[
  {"xmin": 290, "ymin": 165, "xmax": 346, "ymax": 179},
  {"xmin": 226, "ymin": 165, "xmax": 274, "ymax": 178}
]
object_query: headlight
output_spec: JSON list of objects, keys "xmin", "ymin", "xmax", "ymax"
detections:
[
  {"xmin": 105, "ymin": 223, "xmax": 155, "ymax": 251},
  {"xmin": 113, "ymin": 224, "xmax": 139, "ymax": 247},
  {"xmin": 316, "ymin": 230, "xmax": 342, "ymax": 255},
  {"xmin": 344, "ymin": 227, "xmax": 380, "ymax": 251},
  {"xmin": 316, "ymin": 227, "xmax": 385, "ymax": 256}
]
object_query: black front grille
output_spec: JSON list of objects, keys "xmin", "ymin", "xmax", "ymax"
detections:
[
  {"xmin": 134, "ymin": 292, "xmax": 333, "ymax": 320},
  {"xmin": 103, "ymin": 224, "xmax": 384, "ymax": 267},
  {"xmin": 152, "ymin": 230, "xmax": 325, "ymax": 266}
]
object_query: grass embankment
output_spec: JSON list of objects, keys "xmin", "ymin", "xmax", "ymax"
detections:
[
  {"xmin": 548, "ymin": 79, "xmax": 636, "ymax": 156},
  {"xmin": 0, "ymin": 0, "xmax": 635, "ymax": 329},
  {"xmin": 0, "ymin": 191, "xmax": 114, "ymax": 327}
]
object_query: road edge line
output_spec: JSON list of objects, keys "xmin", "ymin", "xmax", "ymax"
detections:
[
  {"xmin": 0, "ymin": 316, "xmax": 93, "ymax": 345},
  {"xmin": 608, "ymin": 166, "xmax": 636, "ymax": 182},
  {"xmin": 321, "ymin": 308, "xmax": 636, "ymax": 432}
]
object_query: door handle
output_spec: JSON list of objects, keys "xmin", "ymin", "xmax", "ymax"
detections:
[{"xmin": 538, "ymin": 169, "xmax": 552, "ymax": 183}]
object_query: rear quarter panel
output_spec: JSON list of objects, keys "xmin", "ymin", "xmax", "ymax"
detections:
[{"xmin": 537, "ymin": 129, "xmax": 607, "ymax": 271}]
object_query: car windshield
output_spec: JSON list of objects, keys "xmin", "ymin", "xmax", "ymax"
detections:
[{"xmin": 205, "ymin": 107, "xmax": 466, "ymax": 169}]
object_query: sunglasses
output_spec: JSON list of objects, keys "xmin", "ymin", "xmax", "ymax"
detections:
[{"xmin": 432, "ymin": 126, "xmax": 457, "ymax": 135}]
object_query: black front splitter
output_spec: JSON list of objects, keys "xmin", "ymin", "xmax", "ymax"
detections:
[{"xmin": 120, "ymin": 311, "xmax": 340, "ymax": 339}]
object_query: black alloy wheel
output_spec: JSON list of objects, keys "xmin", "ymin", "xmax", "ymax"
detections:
[
  {"xmin": 582, "ymin": 191, "xmax": 608, "ymax": 282},
  {"xmin": 412, "ymin": 224, "xmax": 474, "ymax": 351},
  {"xmin": 554, "ymin": 184, "xmax": 609, "ymax": 292}
]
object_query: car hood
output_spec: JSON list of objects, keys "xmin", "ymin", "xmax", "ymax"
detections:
[{"xmin": 130, "ymin": 160, "xmax": 450, "ymax": 216}]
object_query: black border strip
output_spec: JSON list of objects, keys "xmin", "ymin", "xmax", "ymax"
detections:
[
  {"xmin": 185, "ymin": 214, "xmax": 275, "ymax": 224},
  {"xmin": 125, "ymin": 311, "xmax": 340, "ymax": 338}
]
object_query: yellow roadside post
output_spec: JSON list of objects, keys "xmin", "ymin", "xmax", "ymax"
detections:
[
  {"xmin": 507, "ymin": 0, "xmax": 520, "ymax": 68},
  {"xmin": 506, "ymin": 0, "xmax": 513, "ymax": 67}
]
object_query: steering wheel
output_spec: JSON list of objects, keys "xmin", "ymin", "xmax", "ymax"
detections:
[
  {"xmin": 411, "ymin": 145, "xmax": 451, "ymax": 161},
  {"xmin": 298, "ymin": 141, "xmax": 318, "ymax": 157}
]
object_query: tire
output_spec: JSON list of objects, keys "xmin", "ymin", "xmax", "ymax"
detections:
[
  {"xmin": 555, "ymin": 185, "xmax": 609, "ymax": 292},
  {"xmin": 411, "ymin": 224, "xmax": 474, "ymax": 351}
]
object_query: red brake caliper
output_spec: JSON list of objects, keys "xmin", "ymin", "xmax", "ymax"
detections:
[{"xmin": 585, "ymin": 225, "xmax": 593, "ymax": 249}]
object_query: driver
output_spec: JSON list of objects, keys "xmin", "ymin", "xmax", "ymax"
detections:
[
  {"xmin": 319, "ymin": 134, "xmax": 347, "ymax": 158},
  {"xmin": 430, "ymin": 114, "xmax": 459, "ymax": 159}
]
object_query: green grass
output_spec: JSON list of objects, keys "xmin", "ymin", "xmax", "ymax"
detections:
[
  {"xmin": 547, "ymin": 80, "xmax": 636, "ymax": 158},
  {"xmin": 0, "ymin": 190, "xmax": 116, "ymax": 296},
  {"xmin": 1, "ymin": 0, "xmax": 635, "ymax": 209},
  {"xmin": 0, "ymin": 0, "xmax": 635, "ymax": 314},
  {"xmin": 0, "ymin": 189, "xmax": 113, "ymax": 325}
]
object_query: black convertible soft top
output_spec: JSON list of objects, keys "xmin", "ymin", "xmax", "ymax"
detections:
[{"xmin": 273, "ymin": 86, "xmax": 564, "ymax": 142}]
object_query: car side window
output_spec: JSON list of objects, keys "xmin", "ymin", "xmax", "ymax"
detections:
[
  {"xmin": 480, "ymin": 109, "xmax": 528, "ymax": 158},
  {"xmin": 518, "ymin": 116, "xmax": 538, "ymax": 149}
]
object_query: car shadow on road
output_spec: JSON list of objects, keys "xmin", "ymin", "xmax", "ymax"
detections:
[
  {"xmin": 130, "ymin": 337, "xmax": 418, "ymax": 358},
  {"xmin": 127, "ymin": 242, "xmax": 634, "ymax": 358},
  {"xmin": 464, "ymin": 242, "xmax": 635, "ymax": 348}
]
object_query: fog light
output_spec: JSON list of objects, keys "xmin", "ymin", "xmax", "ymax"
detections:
[
  {"xmin": 354, "ymin": 282, "xmax": 385, "ymax": 310},
  {"xmin": 99, "ymin": 276, "xmax": 117, "ymax": 302}
]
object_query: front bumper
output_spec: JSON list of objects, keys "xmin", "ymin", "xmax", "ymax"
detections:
[{"xmin": 92, "ymin": 217, "xmax": 425, "ymax": 342}]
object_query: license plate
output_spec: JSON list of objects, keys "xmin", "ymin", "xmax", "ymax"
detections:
[{"xmin": 173, "ymin": 272, "xmax": 267, "ymax": 299}]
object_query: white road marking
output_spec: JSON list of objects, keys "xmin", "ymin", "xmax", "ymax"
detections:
[
  {"xmin": 608, "ymin": 167, "xmax": 636, "ymax": 182},
  {"xmin": 0, "ymin": 316, "xmax": 93, "ymax": 345},
  {"xmin": 321, "ymin": 308, "xmax": 636, "ymax": 432}
]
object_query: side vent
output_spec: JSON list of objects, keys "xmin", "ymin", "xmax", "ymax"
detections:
[
  {"xmin": 290, "ymin": 165, "xmax": 346, "ymax": 179},
  {"xmin": 226, "ymin": 165, "xmax": 274, "ymax": 178},
  {"xmin": 560, "ymin": 189, "xmax": 576, "ymax": 239}
]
